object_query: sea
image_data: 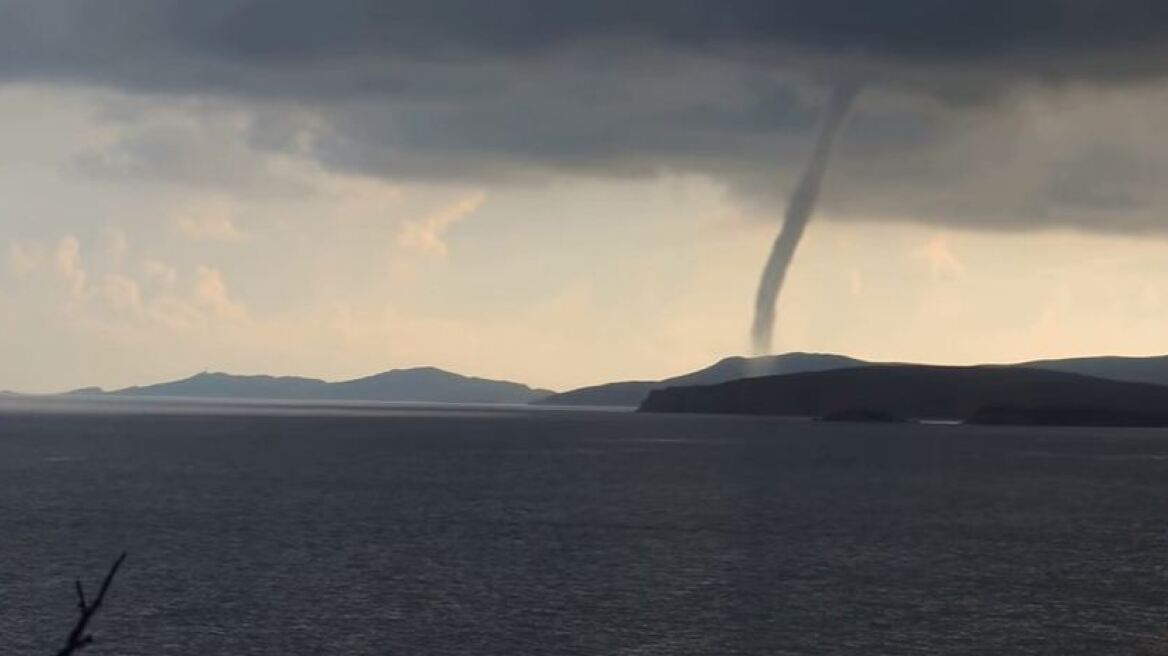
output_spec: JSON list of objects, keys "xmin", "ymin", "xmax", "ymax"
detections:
[{"xmin": 3, "ymin": 396, "xmax": 1168, "ymax": 655}]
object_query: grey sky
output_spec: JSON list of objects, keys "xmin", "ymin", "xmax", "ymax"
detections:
[{"xmin": 4, "ymin": 1, "xmax": 1168, "ymax": 232}]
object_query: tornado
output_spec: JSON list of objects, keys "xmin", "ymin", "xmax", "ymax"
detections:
[{"xmin": 751, "ymin": 84, "xmax": 860, "ymax": 355}]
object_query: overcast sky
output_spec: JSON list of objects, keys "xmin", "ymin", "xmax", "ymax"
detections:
[{"xmin": 4, "ymin": 0, "xmax": 1168, "ymax": 393}]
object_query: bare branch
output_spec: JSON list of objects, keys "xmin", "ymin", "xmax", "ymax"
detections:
[{"xmin": 55, "ymin": 553, "xmax": 127, "ymax": 656}]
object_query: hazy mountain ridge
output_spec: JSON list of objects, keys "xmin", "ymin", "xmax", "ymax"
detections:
[
  {"xmin": 1019, "ymin": 355, "xmax": 1168, "ymax": 386},
  {"xmin": 23, "ymin": 352, "xmax": 1168, "ymax": 407},
  {"xmin": 109, "ymin": 373, "xmax": 327, "ymax": 400},
  {"xmin": 64, "ymin": 367, "xmax": 552, "ymax": 404},
  {"xmin": 532, "ymin": 353, "xmax": 867, "ymax": 406},
  {"xmin": 321, "ymin": 367, "xmax": 553, "ymax": 404},
  {"xmin": 638, "ymin": 364, "xmax": 1168, "ymax": 426}
]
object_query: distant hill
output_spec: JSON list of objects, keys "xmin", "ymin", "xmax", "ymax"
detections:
[
  {"xmin": 77, "ymin": 368, "xmax": 551, "ymax": 404},
  {"xmin": 321, "ymin": 367, "xmax": 552, "ymax": 404},
  {"xmin": 64, "ymin": 386, "xmax": 106, "ymax": 396},
  {"xmin": 110, "ymin": 373, "xmax": 328, "ymax": 400},
  {"xmin": 535, "ymin": 352, "xmax": 1168, "ymax": 407},
  {"xmin": 25, "ymin": 352, "xmax": 1168, "ymax": 409},
  {"xmin": 532, "ymin": 352, "xmax": 867, "ymax": 407},
  {"xmin": 1020, "ymin": 355, "xmax": 1168, "ymax": 386},
  {"xmin": 638, "ymin": 365, "xmax": 1168, "ymax": 426}
]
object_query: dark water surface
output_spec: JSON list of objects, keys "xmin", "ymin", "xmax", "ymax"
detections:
[{"xmin": 4, "ymin": 399, "xmax": 1168, "ymax": 655}]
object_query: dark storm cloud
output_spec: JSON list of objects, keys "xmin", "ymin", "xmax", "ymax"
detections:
[
  {"xmin": 5, "ymin": 0, "xmax": 1168, "ymax": 90},
  {"xmin": 139, "ymin": 0, "xmax": 1168, "ymax": 76},
  {"xmin": 8, "ymin": 0, "xmax": 1168, "ymax": 233}
]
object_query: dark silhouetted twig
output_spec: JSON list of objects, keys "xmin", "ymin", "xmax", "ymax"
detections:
[{"xmin": 55, "ymin": 553, "xmax": 127, "ymax": 656}]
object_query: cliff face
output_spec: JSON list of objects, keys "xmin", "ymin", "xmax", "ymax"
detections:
[{"xmin": 638, "ymin": 365, "xmax": 1168, "ymax": 425}]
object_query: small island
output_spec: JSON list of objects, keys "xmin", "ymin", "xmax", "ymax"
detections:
[{"xmin": 818, "ymin": 408, "xmax": 907, "ymax": 423}]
